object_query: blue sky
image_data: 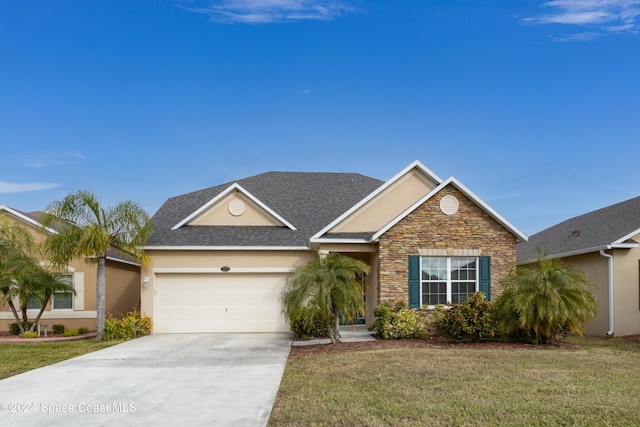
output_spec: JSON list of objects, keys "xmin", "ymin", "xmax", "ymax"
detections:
[{"xmin": 1, "ymin": 1, "xmax": 639, "ymax": 236}]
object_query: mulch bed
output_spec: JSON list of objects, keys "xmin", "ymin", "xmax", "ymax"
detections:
[
  {"xmin": 0, "ymin": 331, "xmax": 97, "ymax": 343},
  {"xmin": 289, "ymin": 335, "xmax": 576, "ymax": 358}
]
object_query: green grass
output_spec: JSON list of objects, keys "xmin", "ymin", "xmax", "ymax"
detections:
[
  {"xmin": 0, "ymin": 338, "xmax": 119, "ymax": 380},
  {"xmin": 269, "ymin": 336, "xmax": 640, "ymax": 426}
]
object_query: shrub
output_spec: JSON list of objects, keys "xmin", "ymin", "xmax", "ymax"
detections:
[
  {"xmin": 370, "ymin": 301, "xmax": 429, "ymax": 339},
  {"xmin": 433, "ymin": 292, "xmax": 497, "ymax": 343},
  {"xmin": 493, "ymin": 255, "xmax": 597, "ymax": 344},
  {"xmin": 78, "ymin": 326, "xmax": 89, "ymax": 334},
  {"xmin": 63, "ymin": 329, "xmax": 79, "ymax": 337},
  {"xmin": 288, "ymin": 306, "xmax": 332, "ymax": 339},
  {"xmin": 52, "ymin": 324, "xmax": 66, "ymax": 335},
  {"xmin": 103, "ymin": 311, "xmax": 152, "ymax": 341},
  {"xmin": 9, "ymin": 322, "xmax": 33, "ymax": 335},
  {"xmin": 19, "ymin": 331, "xmax": 39, "ymax": 338}
]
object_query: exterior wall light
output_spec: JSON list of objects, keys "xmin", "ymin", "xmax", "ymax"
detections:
[{"xmin": 143, "ymin": 277, "xmax": 149, "ymax": 288}]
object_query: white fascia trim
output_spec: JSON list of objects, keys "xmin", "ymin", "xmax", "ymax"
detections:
[
  {"xmin": 310, "ymin": 160, "xmax": 443, "ymax": 241},
  {"xmin": 0, "ymin": 311, "xmax": 97, "ymax": 320},
  {"xmin": 106, "ymin": 256, "xmax": 141, "ymax": 267},
  {"xmin": 0, "ymin": 205, "xmax": 57, "ymax": 235},
  {"xmin": 144, "ymin": 245, "xmax": 310, "ymax": 251},
  {"xmin": 309, "ymin": 238, "xmax": 371, "ymax": 244},
  {"xmin": 612, "ymin": 228, "xmax": 640, "ymax": 245},
  {"xmin": 170, "ymin": 183, "xmax": 297, "ymax": 231},
  {"xmin": 153, "ymin": 267, "xmax": 295, "ymax": 274},
  {"xmin": 371, "ymin": 177, "xmax": 529, "ymax": 243},
  {"xmin": 610, "ymin": 242, "xmax": 639, "ymax": 249}
]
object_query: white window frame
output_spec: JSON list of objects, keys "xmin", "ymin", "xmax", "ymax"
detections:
[
  {"xmin": 52, "ymin": 274, "xmax": 74, "ymax": 311},
  {"xmin": 420, "ymin": 256, "xmax": 479, "ymax": 307}
]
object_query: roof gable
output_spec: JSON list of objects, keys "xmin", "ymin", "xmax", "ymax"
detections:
[
  {"xmin": 171, "ymin": 183, "xmax": 297, "ymax": 231},
  {"xmin": 311, "ymin": 161, "xmax": 442, "ymax": 241},
  {"xmin": 147, "ymin": 171, "xmax": 384, "ymax": 248},
  {"xmin": 0, "ymin": 205, "xmax": 57, "ymax": 234},
  {"xmin": 371, "ymin": 177, "xmax": 528, "ymax": 242}
]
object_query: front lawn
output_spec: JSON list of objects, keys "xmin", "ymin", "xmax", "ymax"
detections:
[
  {"xmin": 269, "ymin": 336, "xmax": 640, "ymax": 426},
  {"xmin": 0, "ymin": 339, "xmax": 119, "ymax": 380}
]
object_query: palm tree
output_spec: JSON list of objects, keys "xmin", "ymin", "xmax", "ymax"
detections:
[
  {"xmin": 493, "ymin": 252, "xmax": 597, "ymax": 344},
  {"xmin": 0, "ymin": 219, "xmax": 74, "ymax": 333},
  {"xmin": 28, "ymin": 269, "xmax": 75, "ymax": 332},
  {"xmin": 282, "ymin": 253, "xmax": 369, "ymax": 343},
  {"xmin": 40, "ymin": 190, "xmax": 152, "ymax": 341}
]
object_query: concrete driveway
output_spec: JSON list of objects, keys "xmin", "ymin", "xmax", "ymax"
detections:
[{"xmin": 0, "ymin": 333, "xmax": 292, "ymax": 426}]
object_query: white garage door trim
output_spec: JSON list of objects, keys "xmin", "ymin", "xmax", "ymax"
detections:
[{"xmin": 153, "ymin": 271, "xmax": 290, "ymax": 333}]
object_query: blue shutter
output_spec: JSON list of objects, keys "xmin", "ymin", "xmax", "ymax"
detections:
[
  {"xmin": 479, "ymin": 256, "xmax": 491, "ymax": 301},
  {"xmin": 408, "ymin": 256, "xmax": 421, "ymax": 308}
]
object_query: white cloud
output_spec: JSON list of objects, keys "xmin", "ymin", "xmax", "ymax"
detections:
[
  {"xmin": 11, "ymin": 150, "xmax": 85, "ymax": 168},
  {"xmin": 525, "ymin": 0, "xmax": 640, "ymax": 39},
  {"xmin": 178, "ymin": 0, "xmax": 356, "ymax": 24},
  {"xmin": 0, "ymin": 181, "xmax": 59, "ymax": 194}
]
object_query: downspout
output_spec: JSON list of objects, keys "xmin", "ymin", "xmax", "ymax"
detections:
[{"xmin": 599, "ymin": 249, "xmax": 614, "ymax": 336}]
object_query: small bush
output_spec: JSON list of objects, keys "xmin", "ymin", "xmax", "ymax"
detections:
[
  {"xmin": 433, "ymin": 292, "xmax": 497, "ymax": 343},
  {"xmin": 103, "ymin": 311, "xmax": 152, "ymax": 341},
  {"xmin": 52, "ymin": 324, "xmax": 66, "ymax": 335},
  {"xmin": 9, "ymin": 321, "xmax": 33, "ymax": 335},
  {"xmin": 78, "ymin": 326, "xmax": 89, "ymax": 334},
  {"xmin": 19, "ymin": 331, "xmax": 39, "ymax": 339},
  {"xmin": 289, "ymin": 306, "xmax": 332, "ymax": 339},
  {"xmin": 63, "ymin": 329, "xmax": 79, "ymax": 337},
  {"xmin": 370, "ymin": 301, "xmax": 429, "ymax": 339}
]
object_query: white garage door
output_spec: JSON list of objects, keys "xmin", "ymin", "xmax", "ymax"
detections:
[{"xmin": 154, "ymin": 273, "xmax": 289, "ymax": 333}]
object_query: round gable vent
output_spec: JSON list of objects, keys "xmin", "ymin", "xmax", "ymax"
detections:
[
  {"xmin": 440, "ymin": 195, "xmax": 459, "ymax": 216},
  {"xmin": 228, "ymin": 199, "xmax": 246, "ymax": 216}
]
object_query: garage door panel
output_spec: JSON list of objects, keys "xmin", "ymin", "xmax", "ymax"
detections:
[{"xmin": 154, "ymin": 273, "xmax": 288, "ymax": 333}]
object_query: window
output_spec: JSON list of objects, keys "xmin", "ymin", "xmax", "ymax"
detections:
[
  {"xmin": 27, "ymin": 296, "xmax": 41, "ymax": 310},
  {"xmin": 24, "ymin": 274, "xmax": 74, "ymax": 310},
  {"xmin": 421, "ymin": 257, "xmax": 477, "ymax": 306},
  {"xmin": 52, "ymin": 274, "xmax": 73, "ymax": 310}
]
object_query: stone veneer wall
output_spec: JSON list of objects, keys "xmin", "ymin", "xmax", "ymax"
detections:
[{"xmin": 377, "ymin": 185, "xmax": 517, "ymax": 304}]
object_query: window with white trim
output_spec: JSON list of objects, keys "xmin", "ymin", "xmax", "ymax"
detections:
[
  {"xmin": 27, "ymin": 274, "xmax": 74, "ymax": 310},
  {"xmin": 52, "ymin": 274, "xmax": 73, "ymax": 310},
  {"xmin": 421, "ymin": 257, "xmax": 478, "ymax": 306}
]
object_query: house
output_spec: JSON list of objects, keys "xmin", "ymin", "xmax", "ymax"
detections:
[
  {"xmin": 0, "ymin": 206, "xmax": 142, "ymax": 332},
  {"xmin": 142, "ymin": 161, "xmax": 527, "ymax": 333},
  {"xmin": 517, "ymin": 196, "xmax": 640, "ymax": 337}
]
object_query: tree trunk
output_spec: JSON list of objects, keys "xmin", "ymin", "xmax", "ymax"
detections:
[
  {"xmin": 21, "ymin": 304, "xmax": 28, "ymax": 324},
  {"xmin": 7, "ymin": 300, "xmax": 24, "ymax": 333},
  {"xmin": 30, "ymin": 301, "xmax": 50, "ymax": 332},
  {"xmin": 333, "ymin": 304, "xmax": 341, "ymax": 343},
  {"xmin": 327, "ymin": 319, "xmax": 335, "ymax": 344},
  {"xmin": 96, "ymin": 256, "xmax": 106, "ymax": 341}
]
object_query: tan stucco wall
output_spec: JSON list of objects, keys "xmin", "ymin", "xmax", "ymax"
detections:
[
  {"xmin": 191, "ymin": 193, "xmax": 280, "ymax": 227},
  {"xmin": 105, "ymin": 260, "xmax": 142, "ymax": 315},
  {"xmin": 561, "ymin": 253, "xmax": 610, "ymax": 336},
  {"xmin": 377, "ymin": 186, "xmax": 518, "ymax": 304},
  {"xmin": 332, "ymin": 170, "xmax": 437, "ymax": 233},
  {"xmin": 612, "ymin": 245, "xmax": 640, "ymax": 336}
]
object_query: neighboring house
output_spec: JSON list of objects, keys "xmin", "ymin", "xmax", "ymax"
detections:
[
  {"xmin": 143, "ymin": 161, "xmax": 527, "ymax": 334},
  {"xmin": 517, "ymin": 196, "xmax": 640, "ymax": 337},
  {"xmin": 0, "ymin": 206, "xmax": 142, "ymax": 331}
]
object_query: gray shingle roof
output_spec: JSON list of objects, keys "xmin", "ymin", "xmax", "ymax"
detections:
[
  {"xmin": 517, "ymin": 196, "xmax": 640, "ymax": 262},
  {"xmin": 147, "ymin": 171, "xmax": 384, "ymax": 247}
]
